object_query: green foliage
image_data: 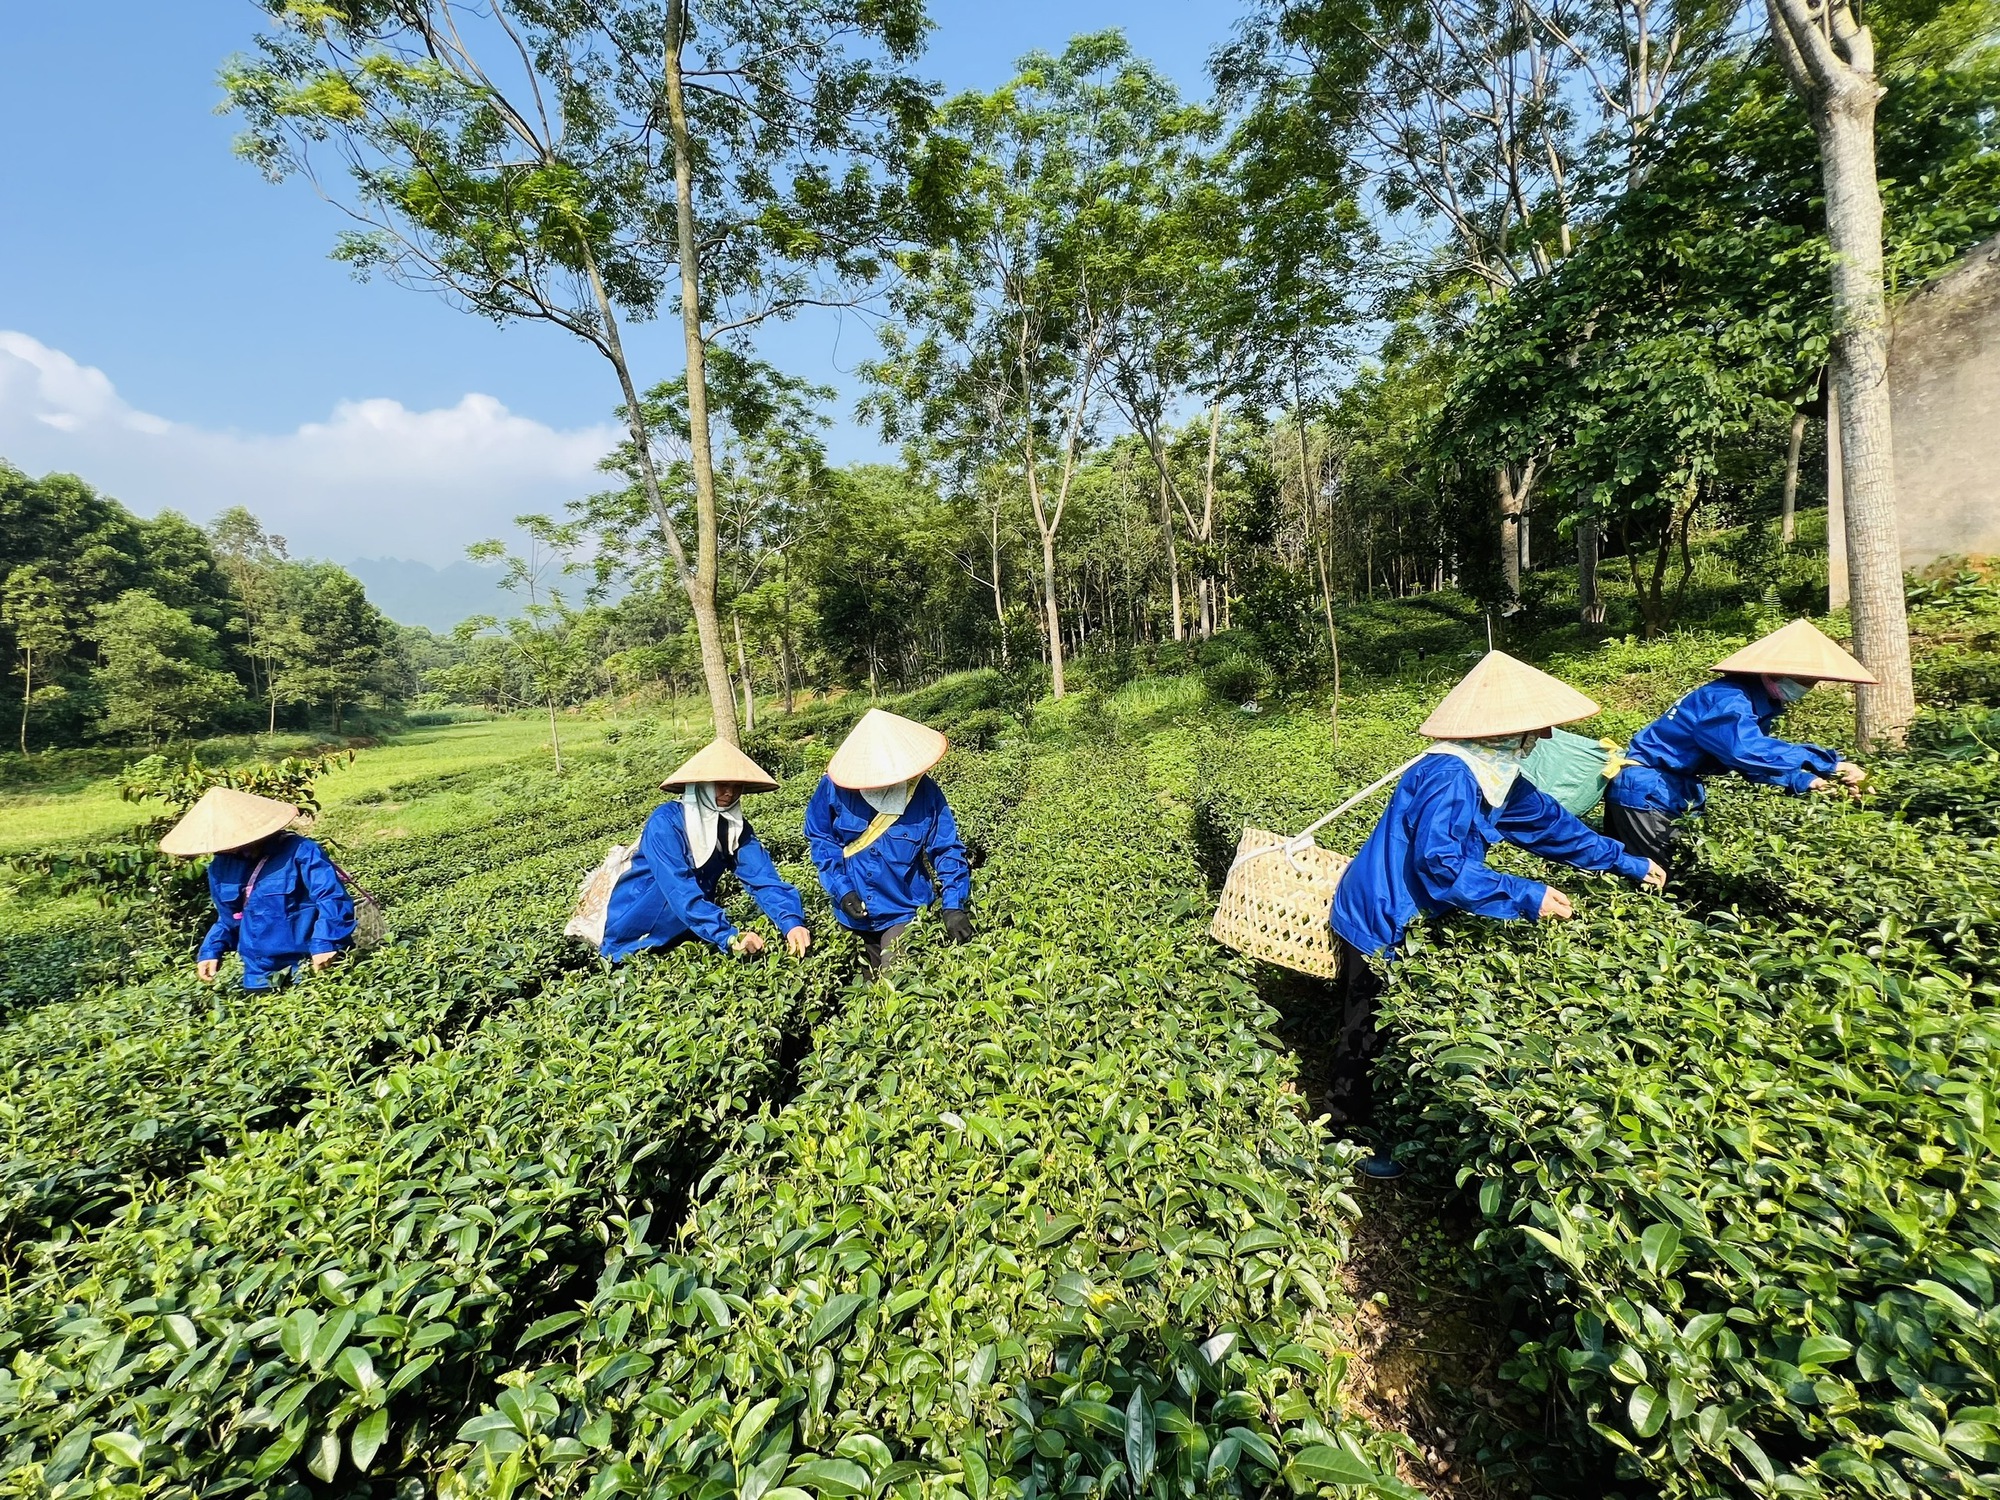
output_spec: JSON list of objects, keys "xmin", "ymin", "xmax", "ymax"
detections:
[
  {"xmin": 83, "ymin": 591, "xmax": 240, "ymax": 745},
  {"xmin": 0, "ymin": 734, "xmax": 857, "ymax": 1493},
  {"xmin": 433, "ymin": 746, "xmax": 1409, "ymax": 1499},
  {"xmin": 1380, "ymin": 755, "xmax": 2000, "ymax": 1496},
  {"xmin": 1908, "ymin": 569, "xmax": 2000, "ymax": 708},
  {"xmin": 0, "ymin": 467, "xmax": 410, "ymax": 750},
  {"xmin": 1, "ymin": 565, "xmax": 74, "ymax": 756},
  {"xmin": 1200, "ymin": 655, "xmax": 1267, "ymax": 708}
]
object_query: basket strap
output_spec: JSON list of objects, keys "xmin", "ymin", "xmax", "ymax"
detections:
[{"xmin": 1229, "ymin": 752, "xmax": 1426, "ymax": 875}]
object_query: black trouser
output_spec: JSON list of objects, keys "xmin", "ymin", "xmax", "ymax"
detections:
[
  {"xmin": 860, "ymin": 921, "xmax": 912, "ymax": 973},
  {"xmin": 1328, "ymin": 937, "xmax": 1388, "ymax": 1127},
  {"xmin": 1603, "ymin": 798, "xmax": 1678, "ymax": 869}
]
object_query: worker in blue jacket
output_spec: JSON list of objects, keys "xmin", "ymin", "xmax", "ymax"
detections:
[
  {"xmin": 1328, "ymin": 652, "xmax": 1666, "ymax": 1175},
  {"xmin": 161, "ymin": 786, "xmax": 357, "ymax": 990},
  {"xmin": 806, "ymin": 709, "xmax": 973, "ymax": 971},
  {"xmin": 599, "ymin": 741, "xmax": 810, "ymax": 962},
  {"xmin": 1603, "ymin": 619, "xmax": 1874, "ymax": 867}
]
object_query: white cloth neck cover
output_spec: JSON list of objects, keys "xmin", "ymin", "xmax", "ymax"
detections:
[
  {"xmin": 860, "ymin": 777, "xmax": 917, "ymax": 818},
  {"xmin": 681, "ymin": 783, "xmax": 743, "ymax": 866},
  {"xmin": 1426, "ymin": 738, "xmax": 1532, "ymax": 808}
]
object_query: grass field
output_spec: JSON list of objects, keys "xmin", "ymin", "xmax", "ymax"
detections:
[{"xmin": 0, "ymin": 714, "xmax": 670, "ymax": 861}]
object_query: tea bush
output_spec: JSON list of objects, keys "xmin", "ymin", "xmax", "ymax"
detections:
[
  {"xmin": 435, "ymin": 748, "xmax": 1412, "ymax": 1500},
  {"xmin": 0, "ymin": 946, "xmax": 850, "ymax": 1493},
  {"xmin": 2, "ymin": 577, "xmax": 1989, "ymax": 1500},
  {"xmin": 1380, "ymin": 755, "xmax": 2000, "ymax": 1497}
]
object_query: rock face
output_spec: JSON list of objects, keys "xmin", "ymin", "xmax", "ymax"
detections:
[{"xmin": 1891, "ymin": 233, "xmax": 2000, "ymax": 569}]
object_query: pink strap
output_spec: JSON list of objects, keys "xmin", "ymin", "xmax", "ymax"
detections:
[
  {"xmin": 232, "ymin": 854, "xmax": 272, "ymax": 923},
  {"xmin": 331, "ymin": 861, "xmax": 377, "ymax": 905}
]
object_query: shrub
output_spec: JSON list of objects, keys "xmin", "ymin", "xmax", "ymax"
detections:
[{"xmin": 1201, "ymin": 656, "xmax": 1266, "ymax": 708}]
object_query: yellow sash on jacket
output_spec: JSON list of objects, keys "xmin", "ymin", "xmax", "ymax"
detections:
[{"xmin": 843, "ymin": 811, "xmax": 901, "ymax": 859}]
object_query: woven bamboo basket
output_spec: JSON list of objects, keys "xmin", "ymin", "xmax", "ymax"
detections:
[{"xmin": 1210, "ymin": 828, "xmax": 1351, "ymax": 980}]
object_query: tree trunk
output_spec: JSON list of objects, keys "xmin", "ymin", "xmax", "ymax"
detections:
[
  {"xmin": 1578, "ymin": 518, "xmax": 1605, "ymax": 627},
  {"xmin": 1497, "ymin": 467, "xmax": 1523, "ymax": 609},
  {"xmin": 1159, "ymin": 472, "xmax": 1184, "ymax": 643},
  {"xmin": 1039, "ymin": 525, "xmax": 1066, "ymax": 699},
  {"xmin": 780, "ymin": 554, "xmax": 797, "ymax": 715},
  {"xmin": 1197, "ymin": 404, "xmax": 1223, "ymax": 640},
  {"xmin": 1315, "ymin": 544, "xmax": 1342, "ymax": 749},
  {"xmin": 1766, "ymin": 0, "xmax": 1915, "ymax": 745},
  {"xmin": 661, "ymin": 0, "xmax": 742, "ymax": 746},
  {"xmin": 18, "ymin": 651, "xmax": 30, "ymax": 756},
  {"xmin": 1293, "ymin": 399, "xmax": 1343, "ymax": 725},
  {"xmin": 1827, "ymin": 376, "xmax": 1850, "ymax": 610},
  {"xmin": 732, "ymin": 612, "xmax": 756, "ymax": 736},
  {"xmin": 1780, "ymin": 406, "xmax": 1807, "ymax": 545},
  {"xmin": 546, "ymin": 695, "xmax": 564, "ymax": 774},
  {"xmin": 988, "ymin": 501, "xmax": 1008, "ymax": 665}
]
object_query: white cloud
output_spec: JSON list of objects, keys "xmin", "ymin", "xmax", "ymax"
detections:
[{"xmin": 0, "ymin": 331, "xmax": 620, "ymax": 564}]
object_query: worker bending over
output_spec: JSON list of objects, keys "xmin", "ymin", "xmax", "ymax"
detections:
[
  {"xmin": 1330, "ymin": 652, "xmax": 1667, "ymax": 1175},
  {"xmin": 806, "ymin": 709, "xmax": 973, "ymax": 972},
  {"xmin": 599, "ymin": 740, "xmax": 810, "ymax": 962},
  {"xmin": 1603, "ymin": 619, "xmax": 1873, "ymax": 867},
  {"xmin": 165, "ymin": 787, "xmax": 356, "ymax": 989}
]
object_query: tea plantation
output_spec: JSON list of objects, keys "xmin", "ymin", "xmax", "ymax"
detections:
[{"xmin": 1, "ymin": 577, "xmax": 1997, "ymax": 1499}]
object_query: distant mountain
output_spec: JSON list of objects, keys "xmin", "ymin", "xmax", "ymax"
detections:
[{"xmin": 345, "ymin": 557, "xmax": 511, "ymax": 633}]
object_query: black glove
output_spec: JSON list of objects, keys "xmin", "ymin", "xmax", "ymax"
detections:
[
  {"xmin": 942, "ymin": 908, "xmax": 974, "ymax": 945},
  {"xmin": 839, "ymin": 891, "xmax": 870, "ymax": 923}
]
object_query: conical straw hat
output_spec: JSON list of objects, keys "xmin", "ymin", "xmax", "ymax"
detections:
[
  {"xmin": 159, "ymin": 786, "xmax": 299, "ymax": 856},
  {"xmin": 1418, "ymin": 651, "xmax": 1601, "ymax": 739},
  {"xmin": 827, "ymin": 709, "xmax": 949, "ymax": 790},
  {"xmin": 660, "ymin": 739, "xmax": 779, "ymax": 792},
  {"xmin": 1711, "ymin": 618, "xmax": 1878, "ymax": 684}
]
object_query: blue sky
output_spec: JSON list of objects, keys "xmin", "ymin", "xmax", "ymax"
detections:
[{"xmin": 0, "ymin": 1, "xmax": 1231, "ymax": 566}]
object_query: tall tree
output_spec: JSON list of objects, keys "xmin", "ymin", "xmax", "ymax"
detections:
[
  {"xmin": 227, "ymin": 0, "xmax": 935, "ymax": 745},
  {"xmin": 869, "ymin": 33, "xmax": 1174, "ymax": 697},
  {"xmin": 209, "ymin": 507, "xmax": 295, "ymax": 734},
  {"xmin": 1764, "ymin": 0, "xmax": 1915, "ymax": 743},
  {"xmin": 1220, "ymin": 0, "xmax": 1736, "ymax": 604},
  {"xmin": 466, "ymin": 524, "xmax": 596, "ymax": 772},
  {"xmin": 2, "ymin": 565, "xmax": 74, "ymax": 755},
  {"xmin": 575, "ymin": 351, "xmax": 832, "ymax": 730},
  {"xmin": 278, "ymin": 566, "xmax": 390, "ymax": 735}
]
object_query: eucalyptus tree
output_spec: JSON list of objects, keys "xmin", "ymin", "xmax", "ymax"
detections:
[
  {"xmin": 1763, "ymin": 0, "xmax": 1915, "ymax": 742},
  {"xmin": 712, "ymin": 361, "xmax": 835, "ymax": 729},
  {"xmin": 208, "ymin": 507, "xmax": 295, "ymax": 734},
  {"xmin": 570, "ymin": 350, "xmax": 829, "ymax": 729},
  {"xmin": 865, "ymin": 33, "xmax": 1174, "ymax": 699},
  {"xmin": 1079, "ymin": 109, "xmax": 1246, "ymax": 642},
  {"xmin": 226, "ymin": 0, "xmax": 934, "ymax": 745}
]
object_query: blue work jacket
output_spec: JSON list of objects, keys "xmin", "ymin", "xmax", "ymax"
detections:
[
  {"xmin": 197, "ymin": 832, "xmax": 356, "ymax": 989},
  {"xmin": 1606, "ymin": 675, "xmax": 1839, "ymax": 816},
  {"xmin": 804, "ymin": 775, "xmax": 973, "ymax": 931},
  {"xmin": 1330, "ymin": 753, "xmax": 1652, "ymax": 957},
  {"xmin": 601, "ymin": 801, "xmax": 806, "ymax": 961}
]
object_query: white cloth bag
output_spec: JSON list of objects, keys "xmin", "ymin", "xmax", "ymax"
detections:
[{"xmin": 565, "ymin": 842, "xmax": 637, "ymax": 949}]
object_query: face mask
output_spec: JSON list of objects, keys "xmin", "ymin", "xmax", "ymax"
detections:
[
  {"xmin": 1769, "ymin": 676, "xmax": 1812, "ymax": 705},
  {"xmin": 1426, "ymin": 737, "xmax": 1532, "ymax": 807}
]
